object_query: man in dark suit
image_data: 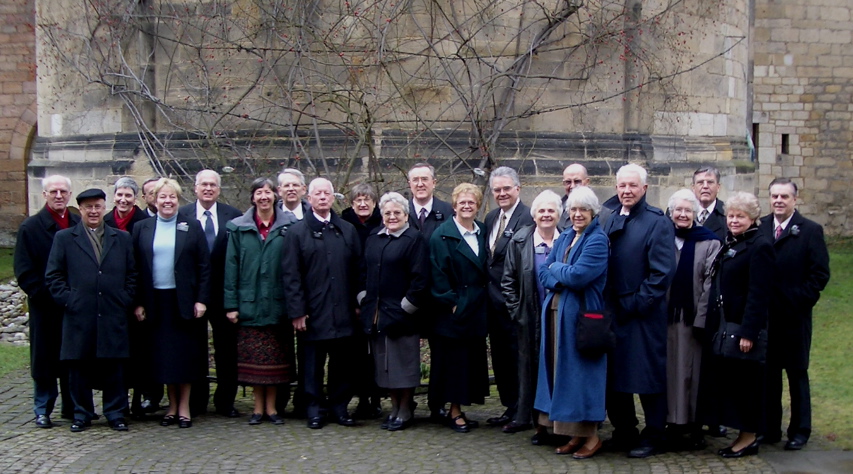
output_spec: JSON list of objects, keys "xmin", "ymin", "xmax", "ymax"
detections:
[
  {"xmin": 45, "ymin": 188, "xmax": 137, "ymax": 433},
  {"xmin": 600, "ymin": 164, "xmax": 675, "ymax": 458},
  {"xmin": 178, "ymin": 169, "xmax": 243, "ymax": 418},
  {"xmin": 14, "ymin": 175, "xmax": 80, "ymax": 428},
  {"xmin": 483, "ymin": 166, "xmax": 534, "ymax": 431},
  {"xmin": 406, "ymin": 163, "xmax": 454, "ymax": 422},
  {"xmin": 558, "ymin": 163, "xmax": 591, "ymax": 229},
  {"xmin": 692, "ymin": 167, "xmax": 727, "ymax": 240},
  {"xmin": 760, "ymin": 178, "xmax": 830, "ymax": 450},
  {"xmin": 282, "ymin": 178, "xmax": 364, "ymax": 429}
]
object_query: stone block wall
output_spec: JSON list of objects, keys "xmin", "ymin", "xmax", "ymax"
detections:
[{"xmin": 753, "ymin": 0, "xmax": 853, "ymax": 234}]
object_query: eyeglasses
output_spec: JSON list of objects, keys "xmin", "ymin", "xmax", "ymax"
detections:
[{"xmin": 45, "ymin": 189, "xmax": 70, "ymax": 196}]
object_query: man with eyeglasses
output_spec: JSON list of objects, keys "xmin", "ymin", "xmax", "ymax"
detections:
[
  {"xmin": 558, "ymin": 164, "xmax": 591, "ymax": 229},
  {"xmin": 14, "ymin": 176, "xmax": 80, "ymax": 428},
  {"xmin": 692, "ymin": 167, "xmax": 727, "ymax": 240},
  {"xmin": 45, "ymin": 188, "xmax": 137, "ymax": 433}
]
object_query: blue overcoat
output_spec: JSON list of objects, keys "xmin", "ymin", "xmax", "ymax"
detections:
[{"xmin": 534, "ymin": 218, "xmax": 608, "ymax": 423}]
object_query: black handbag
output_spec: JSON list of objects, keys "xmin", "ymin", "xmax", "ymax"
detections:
[
  {"xmin": 575, "ymin": 292, "xmax": 615, "ymax": 357},
  {"xmin": 710, "ymin": 268, "xmax": 768, "ymax": 364}
]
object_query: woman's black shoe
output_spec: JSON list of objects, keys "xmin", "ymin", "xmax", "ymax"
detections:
[
  {"xmin": 178, "ymin": 416, "xmax": 192, "ymax": 428},
  {"xmin": 160, "ymin": 414, "xmax": 177, "ymax": 427},
  {"xmin": 450, "ymin": 415, "xmax": 470, "ymax": 433},
  {"xmin": 719, "ymin": 440, "xmax": 759, "ymax": 458}
]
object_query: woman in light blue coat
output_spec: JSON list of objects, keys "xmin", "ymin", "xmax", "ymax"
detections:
[{"xmin": 535, "ymin": 186, "xmax": 609, "ymax": 459}]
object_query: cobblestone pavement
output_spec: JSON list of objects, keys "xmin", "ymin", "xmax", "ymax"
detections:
[{"xmin": 0, "ymin": 370, "xmax": 846, "ymax": 473}]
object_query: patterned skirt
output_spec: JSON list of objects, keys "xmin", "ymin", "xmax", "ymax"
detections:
[{"xmin": 236, "ymin": 325, "xmax": 294, "ymax": 386}]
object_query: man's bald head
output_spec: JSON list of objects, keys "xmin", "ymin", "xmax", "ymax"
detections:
[{"xmin": 562, "ymin": 164, "xmax": 590, "ymax": 196}]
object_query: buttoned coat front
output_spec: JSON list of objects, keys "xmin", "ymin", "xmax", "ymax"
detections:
[{"xmin": 45, "ymin": 222, "xmax": 137, "ymax": 360}]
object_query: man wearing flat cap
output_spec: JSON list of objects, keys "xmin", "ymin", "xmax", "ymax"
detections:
[{"xmin": 45, "ymin": 188, "xmax": 137, "ymax": 433}]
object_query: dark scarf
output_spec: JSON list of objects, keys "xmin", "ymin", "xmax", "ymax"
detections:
[{"xmin": 668, "ymin": 223, "xmax": 720, "ymax": 325}]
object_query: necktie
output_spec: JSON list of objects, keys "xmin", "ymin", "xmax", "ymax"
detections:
[
  {"xmin": 698, "ymin": 209, "xmax": 709, "ymax": 225},
  {"xmin": 775, "ymin": 225, "xmax": 782, "ymax": 240},
  {"xmin": 418, "ymin": 207, "xmax": 427, "ymax": 228},
  {"xmin": 492, "ymin": 214, "xmax": 507, "ymax": 253},
  {"xmin": 204, "ymin": 210, "xmax": 216, "ymax": 252}
]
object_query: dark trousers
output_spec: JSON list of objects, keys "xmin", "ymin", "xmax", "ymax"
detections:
[
  {"xmin": 607, "ymin": 390, "xmax": 667, "ymax": 443},
  {"xmin": 33, "ymin": 370, "xmax": 73, "ymax": 417},
  {"xmin": 488, "ymin": 304, "xmax": 519, "ymax": 414},
  {"xmin": 209, "ymin": 314, "xmax": 238, "ymax": 412},
  {"xmin": 302, "ymin": 336, "xmax": 356, "ymax": 419},
  {"xmin": 766, "ymin": 363, "xmax": 811, "ymax": 440},
  {"xmin": 353, "ymin": 333, "xmax": 380, "ymax": 405},
  {"xmin": 67, "ymin": 359, "xmax": 127, "ymax": 422}
]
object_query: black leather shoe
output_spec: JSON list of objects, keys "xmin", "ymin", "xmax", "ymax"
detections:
[
  {"xmin": 160, "ymin": 414, "xmax": 177, "ymax": 426},
  {"xmin": 110, "ymin": 418, "xmax": 129, "ymax": 431},
  {"xmin": 530, "ymin": 430, "xmax": 550, "ymax": 446},
  {"xmin": 248, "ymin": 413, "xmax": 264, "ymax": 425},
  {"xmin": 784, "ymin": 436, "xmax": 808, "ymax": 451},
  {"xmin": 307, "ymin": 416, "xmax": 324, "ymax": 429},
  {"xmin": 387, "ymin": 417, "xmax": 413, "ymax": 431},
  {"xmin": 502, "ymin": 421, "xmax": 532, "ymax": 433},
  {"xmin": 35, "ymin": 415, "xmax": 53, "ymax": 429},
  {"xmin": 334, "ymin": 415, "xmax": 358, "ymax": 427},
  {"xmin": 719, "ymin": 440, "xmax": 759, "ymax": 458},
  {"xmin": 217, "ymin": 407, "xmax": 241, "ymax": 418},
  {"xmin": 450, "ymin": 415, "xmax": 470, "ymax": 433},
  {"xmin": 486, "ymin": 414, "xmax": 512, "ymax": 427},
  {"xmin": 268, "ymin": 414, "xmax": 286, "ymax": 425},
  {"xmin": 70, "ymin": 419, "xmax": 90, "ymax": 433},
  {"xmin": 178, "ymin": 416, "xmax": 192, "ymax": 429},
  {"xmin": 380, "ymin": 415, "xmax": 393, "ymax": 430},
  {"xmin": 628, "ymin": 440, "xmax": 663, "ymax": 459}
]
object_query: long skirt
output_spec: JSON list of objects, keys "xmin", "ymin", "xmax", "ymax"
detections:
[
  {"xmin": 698, "ymin": 353, "xmax": 766, "ymax": 433},
  {"xmin": 666, "ymin": 320, "xmax": 703, "ymax": 424},
  {"xmin": 150, "ymin": 289, "xmax": 208, "ymax": 385},
  {"xmin": 237, "ymin": 325, "xmax": 294, "ymax": 386},
  {"xmin": 428, "ymin": 335, "xmax": 489, "ymax": 406},
  {"xmin": 371, "ymin": 333, "xmax": 421, "ymax": 389}
]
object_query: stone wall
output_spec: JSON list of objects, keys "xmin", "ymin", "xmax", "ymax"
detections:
[
  {"xmin": 0, "ymin": 281, "xmax": 28, "ymax": 345},
  {"xmin": 0, "ymin": 0, "xmax": 37, "ymax": 245},
  {"xmin": 753, "ymin": 0, "xmax": 853, "ymax": 233}
]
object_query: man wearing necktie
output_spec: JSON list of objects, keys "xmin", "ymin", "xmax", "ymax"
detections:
[
  {"xmin": 483, "ymin": 167, "xmax": 534, "ymax": 432},
  {"xmin": 178, "ymin": 170, "xmax": 242, "ymax": 417},
  {"xmin": 759, "ymin": 178, "xmax": 830, "ymax": 451},
  {"xmin": 405, "ymin": 163, "xmax": 455, "ymax": 423},
  {"xmin": 692, "ymin": 167, "xmax": 727, "ymax": 240}
]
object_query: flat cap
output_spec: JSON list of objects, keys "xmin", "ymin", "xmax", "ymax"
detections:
[{"xmin": 76, "ymin": 188, "xmax": 106, "ymax": 204}]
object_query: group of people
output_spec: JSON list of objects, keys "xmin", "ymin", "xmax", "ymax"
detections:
[{"xmin": 14, "ymin": 162, "xmax": 829, "ymax": 461}]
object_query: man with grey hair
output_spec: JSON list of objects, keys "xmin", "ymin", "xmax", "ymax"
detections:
[
  {"xmin": 282, "ymin": 178, "xmax": 364, "ymax": 429},
  {"xmin": 692, "ymin": 167, "xmax": 726, "ymax": 240},
  {"xmin": 178, "ymin": 169, "xmax": 243, "ymax": 417},
  {"xmin": 278, "ymin": 168, "xmax": 311, "ymax": 219},
  {"xmin": 600, "ymin": 163, "xmax": 675, "ymax": 458},
  {"xmin": 558, "ymin": 163, "xmax": 591, "ymax": 229},
  {"xmin": 484, "ymin": 166, "xmax": 534, "ymax": 432},
  {"xmin": 14, "ymin": 175, "xmax": 80, "ymax": 428}
]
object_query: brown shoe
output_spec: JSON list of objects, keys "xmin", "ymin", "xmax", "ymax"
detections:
[
  {"xmin": 555, "ymin": 437, "xmax": 583, "ymax": 455},
  {"xmin": 573, "ymin": 438, "xmax": 603, "ymax": 459}
]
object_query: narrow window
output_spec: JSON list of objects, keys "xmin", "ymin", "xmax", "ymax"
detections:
[{"xmin": 781, "ymin": 134, "xmax": 789, "ymax": 154}]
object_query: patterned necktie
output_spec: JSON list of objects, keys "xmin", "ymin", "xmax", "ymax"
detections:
[
  {"xmin": 492, "ymin": 214, "xmax": 507, "ymax": 253},
  {"xmin": 698, "ymin": 209, "xmax": 709, "ymax": 225},
  {"xmin": 775, "ymin": 225, "xmax": 783, "ymax": 240},
  {"xmin": 418, "ymin": 207, "xmax": 427, "ymax": 228},
  {"xmin": 203, "ymin": 210, "xmax": 216, "ymax": 252}
]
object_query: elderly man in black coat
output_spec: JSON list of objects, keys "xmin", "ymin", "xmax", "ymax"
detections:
[
  {"xmin": 759, "ymin": 178, "xmax": 830, "ymax": 450},
  {"xmin": 692, "ymin": 167, "xmax": 727, "ymax": 240},
  {"xmin": 282, "ymin": 177, "xmax": 364, "ymax": 429},
  {"xmin": 600, "ymin": 164, "xmax": 676, "ymax": 458},
  {"xmin": 14, "ymin": 175, "xmax": 80, "ymax": 428},
  {"xmin": 45, "ymin": 189, "xmax": 137, "ymax": 433},
  {"xmin": 483, "ymin": 166, "xmax": 534, "ymax": 431}
]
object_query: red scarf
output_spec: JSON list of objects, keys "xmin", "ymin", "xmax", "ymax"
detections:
[
  {"xmin": 113, "ymin": 206, "xmax": 136, "ymax": 231},
  {"xmin": 46, "ymin": 205, "xmax": 70, "ymax": 229}
]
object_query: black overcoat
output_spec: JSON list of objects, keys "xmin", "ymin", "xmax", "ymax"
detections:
[
  {"xmin": 360, "ymin": 226, "xmax": 429, "ymax": 336},
  {"xmin": 132, "ymin": 217, "xmax": 212, "ymax": 320},
  {"xmin": 104, "ymin": 205, "xmax": 151, "ymax": 234},
  {"xmin": 429, "ymin": 219, "xmax": 489, "ymax": 339},
  {"xmin": 45, "ymin": 222, "xmax": 137, "ymax": 360},
  {"xmin": 281, "ymin": 211, "xmax": 364, "ymax": 341},
  {"xmin": 759, "ymin": 211, "xmax": 829, "ymax": 369},
  {"xmin": 14, "ymin": 207, "xmax": 80, "ymax": 378},
  {"xmin": 601, "ymin": 194, "xmax": 676, "ymax": 394}
]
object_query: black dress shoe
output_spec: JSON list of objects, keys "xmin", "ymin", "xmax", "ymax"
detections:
[
  {"xmin": 110, "ymin": 418, "xmax": 129, "ymax": 431},
  {"xmin": 248, "ymin": 413, "xmax": 264, "ymax": 425},
  {"xmin": 486, "ymin": 414, "xmax": 512, "ymax": 427},
  {"xmin": 217, "ymin": 407, "xmax": 241, "ymax": 418},
  {"xmin": 334, "ymin": 415, "xmax": 358, "ymax": 427},
  {"xmin": 70, "ymin": 419, "xmax": 90, "ymax": 433},
  {"xmin": 502, "ymin": 421, "xmax": 532, "ymax": 433},
  {"xmin": 307, "ymin": 416, "xmax": 324, "ymax": 429},
  {"xmin": 380, "ymin": 415, "xmax": 393, "ymax": 430},
  {"xmin": 450, "ymin": 415, "xmax": 470, "ymax": 433},
  {"xmin": 530, "ymin": 430, "xmax": 550, "ymax": 446},
  {"xmin": 35, "ymin": 415, "xmax": 53, "ymax": 429},
  {"xmin": 160, "ymin": 414, "xmax": 177, "ymax": 426},
  {"xmin": 268, "ymin": 414, "xmax": 286, "ymax": 425},
  {"xmin": 719, "ymin": 440, "xmax": 760, "ymax": 458},
  {"xmin": 387, "ymin": 417, "xmax": 413, "ymax": 431},
  {"xmin": 628, "ymin": 440, "xmax": 663, "ymax": 459},
  {"xmin": 178, "ymin": 416, "xmax": 192, "ymax": 429},
  {"xmin": 785, "ymin": 436, "xmax": 808, "ymax": 451}
]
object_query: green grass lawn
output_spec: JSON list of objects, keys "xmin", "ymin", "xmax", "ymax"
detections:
[
  {"xmin": 0, "ymin": 342, "xmax": 28, "ymax": 378},
  {"xmin": 0, "ymin": 247, "xmax": 14, "ymax": 282},
  {"xmin": 810, "ymin": 238, "xmax": 853, "ymax": 449}
]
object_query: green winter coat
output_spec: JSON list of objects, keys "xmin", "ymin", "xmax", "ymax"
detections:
[{"xmin": 223, "ymin": 206, "xmax": 296, "ymax": 327}]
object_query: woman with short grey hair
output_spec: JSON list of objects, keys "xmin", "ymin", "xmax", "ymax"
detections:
[
  {"xmin": 360, "ymin": 191, "xmax": 429, "ymax": 431},
  {"xmin": 105, "ymin": 177, "xmax": 149, "ymax": 234}
]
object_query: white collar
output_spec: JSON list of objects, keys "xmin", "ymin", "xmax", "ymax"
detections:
[
  {"xmin": 702, "ymin": 199, "xmax": 718, "ymax": 214},
  {"xmin": 313, "ymin": 211, "xmax": 331, "ymax": 223},
  {"xmin": 196, "ymin": 200, "xmax": 217, "ymax": 217},
  {"xmin": 378, "ymin": 222, "xmax": 410, "ymax": 237},
  {"xmin": 413, "ymin": 198, "xmax": 434, "ymax": 217},
  {"xmin": 774, "ymin": 213, "xmax": 794, "ymax": 231},
  {"xmin": 453, "ymin": 217, "xmax": 479, "ymax": 235},
  {"xmin": 499, "ymin": 199, "xmax": 520, "ymax": 222}
]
